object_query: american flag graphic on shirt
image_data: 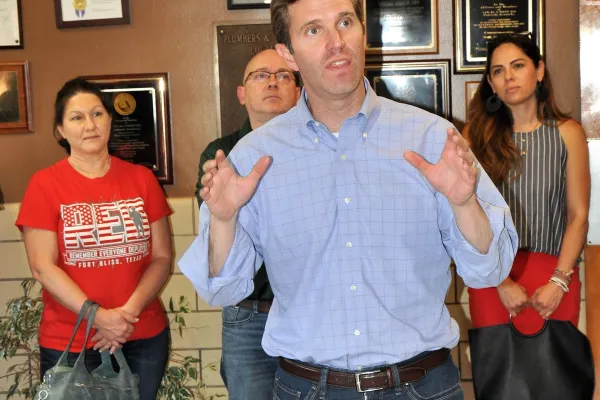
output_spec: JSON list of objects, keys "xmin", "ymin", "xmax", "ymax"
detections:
[{"xmin": 61, "ymin": 198, "xmax": 150, "ymax": 267}]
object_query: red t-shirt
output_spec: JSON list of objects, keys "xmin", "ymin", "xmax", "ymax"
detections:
[{"xmin": 16, "ymin": 156, "xmax": 172, "ymax": 352}]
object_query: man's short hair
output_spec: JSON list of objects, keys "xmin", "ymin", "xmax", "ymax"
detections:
[{"xmin": 270, "ymin": 0, "xmax": 364, "ymax": 53}]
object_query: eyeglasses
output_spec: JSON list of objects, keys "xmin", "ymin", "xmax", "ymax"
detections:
[{"xmin": 244, "ymin": 70, "xmax": 295, "ymax": 85}]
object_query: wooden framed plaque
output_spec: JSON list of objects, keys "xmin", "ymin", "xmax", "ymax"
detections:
[
  {"xmin": 365, "ymin": 0, "xmax": 438, "ymax": 55},
  {"xmin": 365, "ymin": 60, "xmax": 451, "ymax": 120},
  {"xmin": 454, "ymin": 0, "xmax": 544, "ymax": 73},
  {"xmin": 214, "ymin": 21, "xmax": 276, "ymax": 137},
  {"xmin": 80, "ymin": 73, "xmax": 173, "ymax": 184}
]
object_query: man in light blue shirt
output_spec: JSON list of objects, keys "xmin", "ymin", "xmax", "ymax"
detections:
[{"xmin": 181, "ymin": 0, "xmax": 518, "ymax": 398}]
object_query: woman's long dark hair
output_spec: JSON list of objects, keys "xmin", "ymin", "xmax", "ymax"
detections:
[{"xmin": 467, "ymin": 34, "xmax": 570, "ymax": 184}]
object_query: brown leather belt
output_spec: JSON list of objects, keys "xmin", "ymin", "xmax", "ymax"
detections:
[
  {"xmin": 236, "ymin": 299, "xmax": 272, "ymax": 313},
  {"xmin": 279, "ymin": 348, "xmax": 449, "ymax": 393}
]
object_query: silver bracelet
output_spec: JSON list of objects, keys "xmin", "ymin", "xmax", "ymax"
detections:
[{"xmin": 549, "ymin": 276, "xmax": 569, "ymax": 293}]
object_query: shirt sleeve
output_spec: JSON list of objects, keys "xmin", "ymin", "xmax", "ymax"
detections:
[
  {"xmin": 142, "ymin": 168, "xmax": 172, "ymax": 224},
  {"xmin": 15, "ymin": 172, "xmax": 59, "ymax": 233},
  {"xmin": 179, "ymin": 153, "xmax": 262, "ymax": 307},
  {"xmin": 437, "ymin": 166, "xmax": 519, "ymax": 289}
]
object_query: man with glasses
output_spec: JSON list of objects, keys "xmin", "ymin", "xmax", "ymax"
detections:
[{"xmin": 194, "ymin": 48, "xmax": 300, "ymax": 400}]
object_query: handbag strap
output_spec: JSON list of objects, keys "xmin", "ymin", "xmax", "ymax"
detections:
[
  {"xmin": 509, "ymin": 313, "xmax": 549, "ymax": 337},
  {"xmin": 72, "ymin": 302, "xmax": 100, "ymax": 367},
  {"xmin": 99, "ymin": 347, "xmax": 134, "ymax": 375},
  {"xmin": 55, "ymin": 299, "xmax": 96, "ymax": 367}
]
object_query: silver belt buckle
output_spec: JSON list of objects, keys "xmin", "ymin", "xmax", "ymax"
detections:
[{"xmin": 354, "ymin": 370, "xmax": 381, "ymax": 393}]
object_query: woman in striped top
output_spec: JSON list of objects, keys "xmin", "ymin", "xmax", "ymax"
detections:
[{"xmin": 463, "ymin": 31, "xmax": 591, "ymax": 370}]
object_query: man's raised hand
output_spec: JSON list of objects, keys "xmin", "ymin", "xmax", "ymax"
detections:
[{"xmin": 200, "ymin": 150, "xmax": 271, "ymax": 222}]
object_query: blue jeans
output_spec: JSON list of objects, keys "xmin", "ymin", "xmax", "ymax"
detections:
[
  {"xmin": 272, "ymin": 351, "xmax": 464, "ymax": 400},
  {"xmin": 40, "ymin": 327, "xmax": 169, "ymax": 400},
  {"xmin": 221, "ymin": 304, "xmax": 279, "ymax": 400}
]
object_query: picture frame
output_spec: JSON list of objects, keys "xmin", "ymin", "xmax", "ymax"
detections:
[
  {"xmin": 453, "ymin": 0, "xmax": 544, "ymax": 73},
  {"xmin": 0, "ymin": 0, "xmax": 24, "ymax": 49},
  {"xmin": 364, "ymin": 0, "xmax": 439, "ymax": 55},
  {"xmin": 365, "ymin": 60, "xmax": 452, "ymax": 120},
  {"xmin": 0, "ymin": 61, "xmax": 33, "ymax": 134},
  {"xmin": 227, "ymin": 0, "xmax": 271, "ymax": 10},
  {"xmin": 54, "ymin": 0, "xmax": 131, "ymax": 29},
  {"xmin": 80, "ymin": 73, "xmax": 173, "ymax": 184},
  {"xmin": 465, "ymin": 80, "xmax": 480, "ymax": 120}
]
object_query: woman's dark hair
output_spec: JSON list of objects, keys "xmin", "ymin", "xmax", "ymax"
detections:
[
  {"xmin": 466, "ymin": 33, "xmax": 570, "ymax": 184},
  {"xmin": 53, "ymin": 78, "xmax": 113, "ymax": 154}
]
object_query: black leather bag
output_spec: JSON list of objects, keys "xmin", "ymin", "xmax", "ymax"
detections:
[
  {"xmin": 468, "ymin": 319, "xmax": 595, "ymax": 400},
  {"xmin": 35, "ymin": 300, "xmax": 139, "ymax": 400}
]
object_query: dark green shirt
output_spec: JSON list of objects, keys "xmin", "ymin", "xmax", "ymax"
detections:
[{"xmin": 195, "ymin": 119, "xmax": 273, "ymax": 302}]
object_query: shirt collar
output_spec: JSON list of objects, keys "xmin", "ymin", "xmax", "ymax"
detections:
[{"xmin": 296, "ymin": 77, "xmax": 381, "ymax": 133}]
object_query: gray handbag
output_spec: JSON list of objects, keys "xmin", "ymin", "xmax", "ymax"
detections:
[{"xmin": 35, "ymin": 300, "xmax": 140, "ymax": 400}]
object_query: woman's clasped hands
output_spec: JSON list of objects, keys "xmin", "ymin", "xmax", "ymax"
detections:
[
  {"xmin": 497, "ymin": 278, "xmax": 564, "ymax": 320},
  {"xmin": 91, "ymin": 306, "xmax": 139, "ymax": 354}
]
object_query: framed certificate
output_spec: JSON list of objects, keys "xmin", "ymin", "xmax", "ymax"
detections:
[
  {"xmin": 0, "ymin": 0, "xmax": 24, "ymax": 49},
  {"xmin": 365, "ymin": 60, "xmax": 451, "ymax": 120},
  {"xmin": 227, "ymin": 0, "xmax": 271, "ymax": 9},
  {"xmin": 365, "ymin": 0, "xmax": 438, "ymax": 55},
  {"xmin": 454, "ymin": 0, "xmax": 544, "ymax": 73},
  {"xmin": 54, "ymin": 0, "xmax": 131, "ymax": 29},
  {"xmin": 0, "ymin": 61, "xmax": 33, "ymax": 134},
  {"xmin": 80, "ymin": 73, "xmax": 173, "ymax": 184}
]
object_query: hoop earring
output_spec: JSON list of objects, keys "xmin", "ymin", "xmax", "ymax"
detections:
[
  {"xmin": 535, "ymin": 80, "xmax": 549, "ymax": 102},
  {"xmin": 485, "ymin": 93, "xmax": 502, "ymax": 113}
]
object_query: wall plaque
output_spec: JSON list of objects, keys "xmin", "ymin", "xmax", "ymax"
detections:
[
  {"xmin": 365, "ymin": 60, "xmax": 451, "ymax": 120},
  {"xmin": 364, "ymin": 0, "xmax": 438, "ymax": 55},
  {"xmin": 81, "ymin": 73, "xmax": 173, "ymax": 184},
  {"xmin": 454, "ymin": 0, "xmax": 544, "ymax": 73},
  {"xmin": 214, "ymin": 22, "xmax": 276, "ymax": 137}
]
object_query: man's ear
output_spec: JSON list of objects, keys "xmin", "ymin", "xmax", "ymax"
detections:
[
  {"xmin": 236, "ymin": 86, "xmax": 246, "ymax": 105},
  {"xmin": 276, "ymin": 43, "xmax": 299, "ymax": 72}
]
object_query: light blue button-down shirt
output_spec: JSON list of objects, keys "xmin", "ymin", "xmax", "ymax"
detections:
[{"xmin": 180, "ymin": 79, "xmax": 518, "ymax": 370}]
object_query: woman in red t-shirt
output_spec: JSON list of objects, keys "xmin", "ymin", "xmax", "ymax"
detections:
[{"xmin": 16, "ymin": 78, "xmax": 173, "ymax": 399}]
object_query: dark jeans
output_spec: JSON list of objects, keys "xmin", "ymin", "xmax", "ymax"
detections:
[
  {"xmin": 40, "ymin": 327, "xmax": 169, "ymax": 400},
  {"xmin": 221, "ymin": 305, "xmax": 279, "ymax": 400},
  {"xmin": 273, "ymin": 350, "xmax": 464, "ymax": 400}
]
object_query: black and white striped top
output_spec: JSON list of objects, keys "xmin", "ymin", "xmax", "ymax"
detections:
[{"xmin": 498, "ymin": 123, "xmax": 567, "ymax": 256}]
